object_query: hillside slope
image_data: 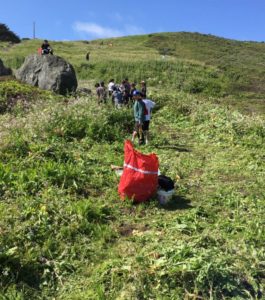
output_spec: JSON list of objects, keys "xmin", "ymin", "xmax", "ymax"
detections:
[
  {"xmin": 0, "ymin": 32, "xmax": 264, "ymax": 299},
  {"xmin": 145, "ymin": 32, "xmax": 265, "ymax": 94},
  {"xmin": 1, "ymin": 32, "xmax": 265, "ymax": 100}
]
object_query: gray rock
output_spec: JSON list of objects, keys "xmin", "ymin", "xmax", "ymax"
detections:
[
  {"xmin": 15, "ymin": 54, "xmax": 77, "ymax": 95},
  {"xmin": 76, "ymin": 87, "xmax": 92, "ymax": 96},
  {"xmin": 0, "ymin": 58, "xmax": 12, "ymax": 76}
]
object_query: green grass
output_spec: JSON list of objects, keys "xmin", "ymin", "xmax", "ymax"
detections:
[
  {"xmin": 1, "ymin": 32, "xmax": 264, "ymax": 115},
  {"xmin": 0, "ymin": 79, "xmax": 59, "ymax": 114},
  {"xmin": 0, "ymin": 87, "xmax": 264, "ymax": 299},
  {"xmin": 145, "ymin": 32, "xmax": 265, "ymax": 95},
  {"xmin": 0, "ymin": 32, "xmax": 264, "ymax": 299}
]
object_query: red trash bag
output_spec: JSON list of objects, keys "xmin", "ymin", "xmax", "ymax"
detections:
[{"xmin": 118, "ymin": 140, "xmax": 159, "ymax": 203}]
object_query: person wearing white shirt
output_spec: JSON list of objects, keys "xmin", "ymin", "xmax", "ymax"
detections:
[
  {"xmin": 108, "ymin": 79, "xmax": 115, "ymax": 97},
  {"xmin": 142, "ymin": 98, "xmax": 156, "ymax": 144}
]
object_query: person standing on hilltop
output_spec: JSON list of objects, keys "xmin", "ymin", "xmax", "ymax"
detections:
[
  {"xmin": 41, "ymin": 40, "xmax": 53, "ymax": 55},
  {"xmin": 132, "ymin": 90, "xmax": 145, "ymax": 145}
]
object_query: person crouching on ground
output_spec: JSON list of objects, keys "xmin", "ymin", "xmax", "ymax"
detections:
[
  {"xmin": 142, "ymin": 97, "xmax": 156, "ymax": 144},
  {"xmin": 132, "ymin": 90, "xmax": 145, "ymax": 145},
  {"xmin": 41, "ymin": 40, "xmax": 53, "ymax": 55}
]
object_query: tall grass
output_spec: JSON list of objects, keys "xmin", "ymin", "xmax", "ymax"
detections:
[
  {"xmin": 0, "ymin": 32, "xmax": 264, "ymax": 299},
  {"xmin": 0, "ymin": 87, "xmax": 264, "ymax": 298},
  {"xmin": 75, "ymin": 59, "xmax": 229, "ymax": 96}
]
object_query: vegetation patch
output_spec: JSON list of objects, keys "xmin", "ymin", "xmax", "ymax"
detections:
[
  {"xmin": 0, "ymin": 23, "xmax": 20, "ymax": 43},
  {"xmin": 0, "ymin": 80, "xmax": 59, "ymax": 114}
]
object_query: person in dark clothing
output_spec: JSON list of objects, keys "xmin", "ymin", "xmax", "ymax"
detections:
[
  {"xmin": 86, "ymin": 52, "xmax": 90, "ymax": 61},
  {"xmin": 140, "ymin": 80, "xmax": 147, "ymax": 98},
  {"xmin": 41, "ymin": 40, "xmax": 53, "ymax": 55},
  {"xmin": 130, "ymin": 82, "xmax": 137, "ymax": 103},
  {"xmin": 96, "ymin": 81, "xmax": 107, "ymax": 104},
  {"xmin": 121, "ymin": 78, "xmax": 131, "ymax": 105}
]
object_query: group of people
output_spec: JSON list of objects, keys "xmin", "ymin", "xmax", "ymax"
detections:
[
  {"xmin": 95, "ymin": 78, "xmax": 155, "ymax": 145},
  {"xmin": 39, "ymin": 41, "xmax": 154, "ymax": 145},
  {"xmin": 95, "ymin": 78, "xmax": 147, "ymax": 107}
]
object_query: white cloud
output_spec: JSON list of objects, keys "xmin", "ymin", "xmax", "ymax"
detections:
[{"xmin": 73, "ymin": 21, "xmax": 145, "ymax": 39}]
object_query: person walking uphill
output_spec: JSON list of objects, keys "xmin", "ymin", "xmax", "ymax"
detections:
[{"xmin": 132, "ymin": 90, "xmax": 146, "ymax": 145}]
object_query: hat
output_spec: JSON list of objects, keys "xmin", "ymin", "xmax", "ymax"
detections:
[{"xmin": 132, "ymin": 90, "xmax": 141, "ymax": 96}]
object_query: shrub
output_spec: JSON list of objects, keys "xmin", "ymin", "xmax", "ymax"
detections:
[
  {"xmin": 0, "ymin": 23, "xmax": 20, "ymax": 43},
  {"xmin": 0, "ymin": 80, "xmax": 54, "ymax": 114}
]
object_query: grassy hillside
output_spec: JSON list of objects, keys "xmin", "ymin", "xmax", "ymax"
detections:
[
  {"xmin": 0, "ymin": 33, "xmax": 264, "ymax": 299},
  {"xmin": 1, "ymin": 32, "xmax": 265, "ymax": 100},
  {"xmin": 145, "ymin": 32, "xmax": 265, "ymax": 94}
]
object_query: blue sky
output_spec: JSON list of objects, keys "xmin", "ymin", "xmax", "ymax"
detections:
[{"xmin": 1, "ymin": 0, "xmax": 265, "ymax": 42}]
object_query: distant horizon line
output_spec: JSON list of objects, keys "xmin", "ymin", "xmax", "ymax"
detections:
[{"xmin": 18, "ymin": 31, "xmax": 265, "ymax": 44}]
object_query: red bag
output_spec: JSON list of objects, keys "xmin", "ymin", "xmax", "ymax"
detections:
[{"xmin": 118, "ymin": 140, "xmax": 159, "ymax": 202}]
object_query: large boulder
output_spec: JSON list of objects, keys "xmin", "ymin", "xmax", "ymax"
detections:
[
  {"xmin": 15, "ymin": 54, "xmax": 78, "ymax": 95},
  {"xmin": 0, "ymin": 58, "xmax": 12, "ymax": 76}
]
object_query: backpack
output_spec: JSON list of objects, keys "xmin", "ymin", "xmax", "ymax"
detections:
[{"xmin": 158, "ymin": 175, "xmax": 174, "ymax": 191}]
